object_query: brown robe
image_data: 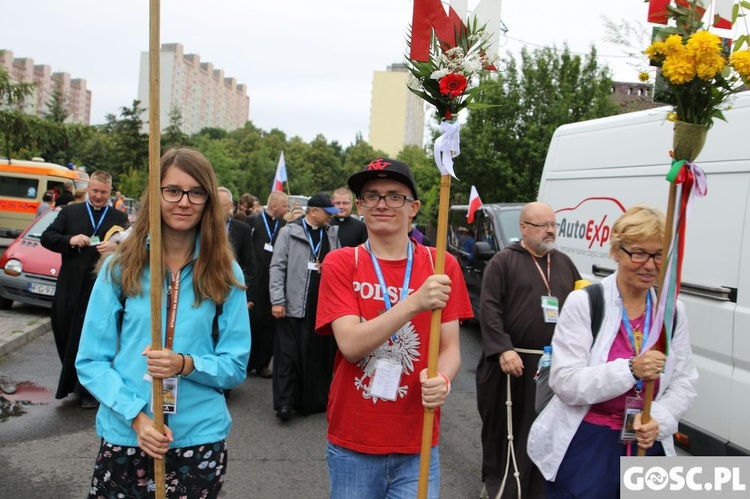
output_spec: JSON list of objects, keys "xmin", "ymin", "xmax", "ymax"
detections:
[{"xmin": 476, "ymin": 242, "xmax": 580, "ymax": 499}]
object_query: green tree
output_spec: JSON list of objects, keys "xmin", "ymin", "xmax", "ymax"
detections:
[
  {"xmin": 458, "ymin": 45, "xmax": 619, "ymax": 203},
  {"xmin": 43, "ymin": 79, "xmax": 71, "ymax": 124},
  {"xmin": 342, "ymin": 135, "xmax": 389, "ymax": 181},
  {"xmin": 0, "ymin": 53, "xmax": 53, "ymax": 159},
  {"xmin": 108, "ymin": 100, "xmax": 149, "ymax": 187},
  {"xmin": 162, "ymin": 106, "xmax": 191, "ymax": 149}
]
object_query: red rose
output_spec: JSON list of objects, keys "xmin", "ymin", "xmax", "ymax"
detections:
[{"xmin": 439, "ymin": 73, "xmax": 467, "ymax": 98}]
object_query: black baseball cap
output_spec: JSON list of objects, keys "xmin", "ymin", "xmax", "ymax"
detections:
[
  {"xmin": 347, "ymin": 158, "xmax": 419, "ymax": 200},
  {"xmin": 307, "ymin": 193, "xmax": 340, "ymax": 214}
]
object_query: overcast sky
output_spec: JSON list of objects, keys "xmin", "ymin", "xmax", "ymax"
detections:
[{"xmin": 5, "ymin": 1, "xmax": 656, "ymax": 146}]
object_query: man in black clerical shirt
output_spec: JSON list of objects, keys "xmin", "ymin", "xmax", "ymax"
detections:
[
  {"xmin": 329, "ymin": 186, "xmax": 367, "ymax": 248},
  {"xmin": 41, "ymin": 171, "xmax": 129, "ymax": 408}
]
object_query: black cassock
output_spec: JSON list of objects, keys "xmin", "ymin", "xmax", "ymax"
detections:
[
  {"xmin": 41, "ymin": 202, "xmax": 129, "ymax": 399},
  {"xmin": 245, "ymin": 211, "xmax": 286, "ymax": 371}
]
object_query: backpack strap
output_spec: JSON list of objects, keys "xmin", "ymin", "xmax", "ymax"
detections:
[{"xmin": 584, "ymin": 282, "xmax": 605, "ymax": 342}]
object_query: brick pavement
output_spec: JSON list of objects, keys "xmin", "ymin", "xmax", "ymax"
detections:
[{"xmin": 0, "ymin": 303, "xmax": 51, "ymax": 358}]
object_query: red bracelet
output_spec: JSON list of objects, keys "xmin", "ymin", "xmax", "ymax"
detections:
[{"xmin": 438, "ymin": 372, "xmax": 451, "ymax": 395}]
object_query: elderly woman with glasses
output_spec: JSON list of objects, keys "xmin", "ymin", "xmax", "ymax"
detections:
[{"xmin": 528, "ymin": 205, "xmax": 698, "ymax": 498}]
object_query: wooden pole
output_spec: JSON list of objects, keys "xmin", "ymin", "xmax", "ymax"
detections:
[
  {"xmin": 638, "ymin": 181, "xmax": 678, "ymax": 456},
  {"xmin": 417, "ymin": 173, "xmax": 451, "ymax": 498},
  {"xmin": 148, "ymin": 0, "xmax": 166, "ymax": 495}
]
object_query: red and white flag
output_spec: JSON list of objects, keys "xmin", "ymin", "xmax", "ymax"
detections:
[
  {"xmin": 272, "ymin": 151, "xmax": 287, "ymax": 192},
  {"xmin": 714, "ymin": 0, "xmax": 734, "ymax": 29},
  {"xmin": 467, "ymin": 185, "xmax": 483, "ymax": 224},
  {"xmin": 648, "ymin": 0, "xmax": 733, "ymax": 29}
]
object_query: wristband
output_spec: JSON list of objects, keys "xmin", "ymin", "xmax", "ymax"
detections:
[
  {"xmin": 178, "ymin": 353, "xmax": 186, "ymax": 376},
  {"xmin": 438, "ymin": 372, "xmax": 451, "ymax": 395},
  {"xmin": 629, "ymin": 356, "xmax": 640, "ymax": 381}
]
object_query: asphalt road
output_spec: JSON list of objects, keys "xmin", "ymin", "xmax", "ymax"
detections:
[{"xmin": 0, "ymin": 311, "xmax": 487, "ymax": 498}]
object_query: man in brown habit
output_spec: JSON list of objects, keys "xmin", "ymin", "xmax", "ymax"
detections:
[{"xmin": 476, "ymin": 202, "xmax": 581, "ymax": 499}]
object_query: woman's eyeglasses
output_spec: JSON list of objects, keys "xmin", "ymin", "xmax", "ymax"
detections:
[
  {"xmin": 161, "ymin": 187, "xmax": 209, "ymax": 205},
  {"xmin": 620, "ymin": 246, "xmax": 663, "ymax": 264}
]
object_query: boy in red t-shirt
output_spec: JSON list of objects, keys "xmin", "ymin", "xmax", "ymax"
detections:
[{"xmin": 316, "ymin": 158, "xmax": 473, "ymax": 498}]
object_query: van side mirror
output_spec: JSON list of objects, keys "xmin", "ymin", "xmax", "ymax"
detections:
[{"xmin": 475, "ymin": 241, "xmax": 495, "ymax": 261}]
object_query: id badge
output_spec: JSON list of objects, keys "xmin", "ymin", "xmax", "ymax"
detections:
[
  {"xmin": 541, "ymin": 295, "xmax": 559, "ymax": 323},
  {"xmin": 369, "ymin": 358, "xmax": 402, "ymax": 401},
  {"xmin": 620, "ymin": 396, "xmax": 644, "ymax": 443},
  {"xmin": 90, "ymin": 236, "xmax": 101, "ymax": 246},
  {"xmin": 264, "ymin": 243, "xmax": 273, "ymax": 252},
  {"xmin": 307, "ymin": 261, "xmax": 318, "ymax": 272},
  {"xmin": 149, "ymin": 377, "xmax": 179, "ymax": 414}
]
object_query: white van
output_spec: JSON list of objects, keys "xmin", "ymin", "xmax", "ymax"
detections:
[{"xmin": 538, "ymin": 90, "xmax": 750, "ymax": 457}]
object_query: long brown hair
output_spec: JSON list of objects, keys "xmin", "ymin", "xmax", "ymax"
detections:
[{"xmin": 107, "ymin": 147, "xmax": 242, "ymax": 304}]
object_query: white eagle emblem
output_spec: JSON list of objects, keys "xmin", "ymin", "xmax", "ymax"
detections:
[{"xmin": 354, "ymin": 318, "xmax": 421, "ymax": 402}]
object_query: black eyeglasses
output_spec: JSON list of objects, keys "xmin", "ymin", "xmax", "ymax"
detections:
[
  {"xmin": 161, "ymin": 186, "xmax": 209, "ymax": 205},
  {"xmin": 620, "ymin": 246, "xmax": 663, "ymax": 264},
  {"xmin": 523, "ymin": 221, "xmax": 560, "ymax": 230},
  {"xmin": 359, "ymin": 193, "xmax": 415, "ymax": 208}
]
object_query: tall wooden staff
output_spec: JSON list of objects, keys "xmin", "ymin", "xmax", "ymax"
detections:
[
  {"xmin": 638, "ymin": 176, "xmax": 679, "ymax": 456},
  {"xmin": 417, "ymin": 174, "xmax": 451, "ymax": 498},
  {"xmin": 148, "ymin": 0, "xmax": 166, "ymax": 495}
]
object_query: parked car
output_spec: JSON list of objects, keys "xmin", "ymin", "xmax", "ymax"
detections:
[
  {"xmin": 0, "ymin": 209, "xmax": 61, "ymax": 309},
  {"xmin": 447, "ymin": 203, "xmax": 523, "ymax": 319}
]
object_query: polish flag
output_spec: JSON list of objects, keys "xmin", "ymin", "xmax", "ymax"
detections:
[
  {"xmin": 648, "ymin": 0, "xmax": 733, "ymax": 29},
  {"xmin": 647, "ymin": 0, "xmax": 671, "ymax": 24},
  {"xmin": 272, "ymin": 151, "xmax": 287, "ymax": 192},
  {"xmin": 714, "ymin": 0, "xmax": 734, "ymax": 29},
  {"xmin": 467, "ymin": 185, "xmax": 483, "ymax": 224}
]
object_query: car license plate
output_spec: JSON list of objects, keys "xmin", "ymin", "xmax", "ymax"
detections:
[{"xmin": 29, "ymin": 283, "xmax": 55, "ymax": 296}]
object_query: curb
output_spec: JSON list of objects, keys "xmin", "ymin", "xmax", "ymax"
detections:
[{"xmin": 0, "ymin": 317, "xmax": 52, "ymax": 359}]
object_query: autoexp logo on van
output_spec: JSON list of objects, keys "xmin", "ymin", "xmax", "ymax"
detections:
[{"xmin": 555, "ymin": 197, "xmax": 626, "ymax": 261}]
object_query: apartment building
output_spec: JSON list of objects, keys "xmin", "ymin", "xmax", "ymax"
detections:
[
  {"xmin": 137, "ymin": 43, "xmax": 249, "ymax": 135},
  {"xmin": 369, "ymin": 63, "xmax": 425, "ymax": 157},
  {"xmin": 1, "ymin": 49, "xmax": 91, "ymax": 125}
]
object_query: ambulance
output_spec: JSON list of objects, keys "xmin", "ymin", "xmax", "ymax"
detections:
[
  {"xmin": 0, "ymin": 158, "xmax": 90, "ymax": 237},
  {"xmin": 537, "ymin": 91, "xmax": 750, "ymax": 456}
]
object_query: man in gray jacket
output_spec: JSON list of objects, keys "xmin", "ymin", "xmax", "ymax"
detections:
[{"xmin": 270, "ymin": 192, "xmax": 340, "ymax": 421}]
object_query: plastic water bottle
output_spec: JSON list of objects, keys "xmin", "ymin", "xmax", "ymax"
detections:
[{"xmin": 538, "ymin": 345, "xmax": 552, "ymax": 369}]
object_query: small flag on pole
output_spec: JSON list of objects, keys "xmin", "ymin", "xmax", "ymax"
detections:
[
  {"xmin": 467, "ymin": 185, "xmax": 482, "ymax": 224},
  {"xmin": 272, "ymin": 152, "xmax": 288, "ymax": 192},
  {"xmin": 647, "ymin": 0, "xmax": 671, "ymax": 24},
  {"xmin": 714, "ymin": 0, "xmax": 734, "ymax": 29}
]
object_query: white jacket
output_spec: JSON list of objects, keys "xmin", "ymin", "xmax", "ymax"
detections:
[{"xmin": 527, "ymin": 272, "xmax": 698, "ymax": 481}]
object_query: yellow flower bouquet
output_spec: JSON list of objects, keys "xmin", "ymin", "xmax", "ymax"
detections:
[
  {"xmin": 644, "ymin": 0, "xmax": 750, "ymax": 160},
  {"xmin": 645, "ymin": 1, "xmax": 750, "ymax": 125}
]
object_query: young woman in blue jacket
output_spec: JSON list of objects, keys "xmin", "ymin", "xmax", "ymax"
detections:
[{"xmin": 76, "ymin": 147, "xmax": 251, "ymax": 498}]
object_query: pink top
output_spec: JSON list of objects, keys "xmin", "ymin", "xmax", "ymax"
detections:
[{"xmin": 583, "ymin": 315, "xmax": 660, "ymax": 430}]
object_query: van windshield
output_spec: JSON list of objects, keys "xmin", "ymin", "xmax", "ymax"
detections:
[{"xmin": 499, "ymin": 211, "xmax": 522, "ymax": 242}]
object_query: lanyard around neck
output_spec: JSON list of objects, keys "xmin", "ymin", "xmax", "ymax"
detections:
[
  {"xmin": 529, "ymin": 251, "xmax": 552, "ymax": 295},
  {"xmin": 366, "ymin": 240, "xmax": 413, "ymax": 312},
  {"xmin": 262, "ymin": 212, "xmax": 279, "ymax": 242},
  {"xmin": 165, "ymin": 271, "xmax": 182, "ymax": 350},
  {"xmin": 302, "ymin": 219, "xmax": 323, "ymax": 260},
  {"xmin": 621, "ymin": 292, "xmax": 652, "ymax": 393},
  {"xmin": 85, "ymin": 202, "xmax": 109, "ymax": 237}
]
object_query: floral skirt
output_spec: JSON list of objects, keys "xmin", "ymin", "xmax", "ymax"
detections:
[{"xmin": 88, "ymin": 439, "xmax": 227, "ymax": 499}]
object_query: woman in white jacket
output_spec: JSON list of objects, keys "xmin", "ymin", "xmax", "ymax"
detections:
[{"xmin": 528, "ymin": 205, "xmax": 698, "ymax": 497}]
